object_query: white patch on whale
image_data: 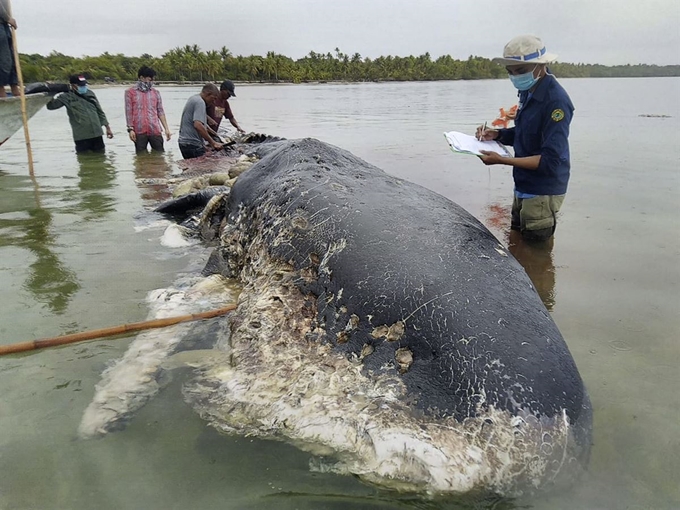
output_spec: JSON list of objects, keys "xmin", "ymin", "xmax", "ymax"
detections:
[{"xmin": 160, "ymin": 224, "xmax": 200, "ymax": 248}]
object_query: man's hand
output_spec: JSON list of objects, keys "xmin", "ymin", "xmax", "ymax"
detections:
[
  {"xmin": 211, "ymin": 141, "xmax": 224, "ymax": 151},
  {"xmin": 8, "ymin": 18, "xmax": 17, "ymax": 29},
  {"xmin": 128, "ymin": 130, "xmax": 136, "ymax": 142},
  {"xmin": 207, "ymin": 117, "xmax": 218, "ymax": 128},
  {"xmin": 106, "ymin": 126, "xmax": 114, "ymax": 139},
  {"xmin": 237, "ymin": 127, "xmax": 246, "ymax": 134},
  {"xmin": 165, "ymin": 131, "xmax": 172, "ymax": 141},
  {"xmin": 478, "ymin": 150, "xmax": 505, "ymax": 165},
  {"xmin": 475, "ymin": 125, "xmax": 498, "ymax": 141}
]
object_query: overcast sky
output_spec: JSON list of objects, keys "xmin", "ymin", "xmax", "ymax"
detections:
[{"xmin": 11, "ymin": 0, "xmax": 680, "ymax": 65}]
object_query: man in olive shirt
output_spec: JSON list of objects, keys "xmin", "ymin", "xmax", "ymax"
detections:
[
  {"xmin": 178, "ymin": 83, "xmax": 223, "ymax": 159},
  {"xmin": 47, "ymin": 75, "xmax": 114, "ymax": 153}
]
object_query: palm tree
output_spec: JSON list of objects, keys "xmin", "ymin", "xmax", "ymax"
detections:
[
  {"xmin": 219, "ymin": 46, "xmax": 233, "ymax": 76},
  {"xmin": 247, "ymin": 57, "xmax": 262, "ymax": 81},
  {"xmin": 263, "ymin": 51, "xmax": 276, "ymax": 81},
  {"xmin": 205, "ymin": 50, "xmax": 222, "ymax": 81},
  {"xmin": 219, "ymin": 46, "xmax": 232, "ymax": 61}
]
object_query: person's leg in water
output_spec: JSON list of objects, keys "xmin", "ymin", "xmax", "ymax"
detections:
[
  {"xmin": 179, "ymin": 144, "xmax": 205, "ymax": 159},
  {"xmin": 75, "ymin": 137, "xmax": 106, "ymax": 154},
  {"xmin": 513, "ymin": 195, "xmax": 565, "ymax": 241},
  {"xmin": 134, "ymin": 134, "xmax": 150, "ymax": 154}
]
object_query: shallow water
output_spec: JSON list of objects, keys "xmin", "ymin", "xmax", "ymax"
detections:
[{"xmin": 0, "ymin": 78, "xmax": 678, "ymax": 509}]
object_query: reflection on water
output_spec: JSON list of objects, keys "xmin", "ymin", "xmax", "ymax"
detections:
[
  {"xmin": 251, "ymin": 492, "xmax": 522, "ymax": 510},
  {"xmin": 0, "ymin": 173, "xmax": 80, "ymax": 314},
  {"xmin": 507, "ymin": 230, "xmax": 556, "ymax": 311},
  {"xmin": 20, "ymin": 207, "xmax": 80, "ymax": 314},
  {"xmin": 483, "ymin": 201, "xmax": 556, "ymax": 311},
  {"xmin": 70, "ymin": 152, "xmax": 117, "ymax": 219},
  {"xmin": 133, "ymin": 151, "xmax": 175, "ymax": 203}
]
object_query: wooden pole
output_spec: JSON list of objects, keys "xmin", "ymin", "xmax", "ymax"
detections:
[
  {"xmin": 7, "ymin": 7, "xmax": 35, "ymax": 176},
  {"xmin": 0, "ymin": 304, "xmax": 237, "ymax": 356}
]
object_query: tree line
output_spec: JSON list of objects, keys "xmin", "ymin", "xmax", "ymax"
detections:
[{"xmin": 19, "ymin": 46, "xmax": 680, "ymax": 84}]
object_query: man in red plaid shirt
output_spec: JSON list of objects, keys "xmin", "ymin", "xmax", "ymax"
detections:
[{"xmin": 124, "ymin": 66, "xmax": 172, "ymax": 153}]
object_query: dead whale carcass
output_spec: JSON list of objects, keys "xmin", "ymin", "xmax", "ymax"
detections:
[{"xmin": 83, "ymin": 137, "xmax": 592, "ymax": 496}]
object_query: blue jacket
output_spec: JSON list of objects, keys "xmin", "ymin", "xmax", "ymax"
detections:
[{"xmin": 497, "ymin": 74, "xmax": 574, "ymax": 195}]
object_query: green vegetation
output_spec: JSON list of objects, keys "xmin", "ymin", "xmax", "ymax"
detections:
[{"xmin": 19, "ymin": 46, "xmax": 680, "ymax": 83}]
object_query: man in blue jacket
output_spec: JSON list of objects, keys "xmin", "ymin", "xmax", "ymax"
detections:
[{"xmin": 477, "ymin": 35, "xmax": 574, "ymax": 241}]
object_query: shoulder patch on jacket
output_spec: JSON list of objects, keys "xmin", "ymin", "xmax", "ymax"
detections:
[{"xmin": 551, "ymin": 109, "xmax": 565, "ymax": 122}]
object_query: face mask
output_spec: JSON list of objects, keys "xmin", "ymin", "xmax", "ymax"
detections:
[
  {"xmin": 77, "ymin": 85, "xmax": 88, "ymax": 94},
  {"xmin": 509, "ymin": 65, "xmax": 539, "ymax": 91},
  {"xmin": 137, "ymin": 80, "xmax": 153, "ymax": 92}
]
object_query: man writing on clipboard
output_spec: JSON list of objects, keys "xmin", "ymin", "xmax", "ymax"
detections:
[{"xmin": 477, "ymin": 35, "xmax": 574, "ymax": 242}]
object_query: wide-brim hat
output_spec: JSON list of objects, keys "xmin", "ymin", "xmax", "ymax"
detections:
[{"xmin": 492, "ymin": 35, "xmax": 558, "ymax": 66}]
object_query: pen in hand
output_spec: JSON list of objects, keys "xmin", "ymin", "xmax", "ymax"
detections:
[{"xmin": 478, "ymin": 121, "xmax": 487, "ymax": 141}]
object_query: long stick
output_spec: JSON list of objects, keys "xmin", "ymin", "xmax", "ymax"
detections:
[
  {"xmin": 8, "ymin": 11, "xmax": 35, "ymax": 176},
  {"xmin": 0, "ymin": 304, "xmax": 237, "ymax": 356}
]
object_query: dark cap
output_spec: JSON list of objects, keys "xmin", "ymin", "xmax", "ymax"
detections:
[
  {"xmin": 220, "ymin": 79, "xmax": 236, "ymax": 96},
  {"xmin": 69, "ymin": 75, "xmax": 88, "ymax": 86}
]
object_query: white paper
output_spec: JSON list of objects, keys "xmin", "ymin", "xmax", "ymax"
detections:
[{"xmin": 444, "ymin": 131, "xmax": 511, "ymax": 157}]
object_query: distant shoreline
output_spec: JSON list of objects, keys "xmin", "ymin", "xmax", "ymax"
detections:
[
  {"xmin": 20, "ymin": 48, "xmax": 680, "ymax": 85},
  {"xmin": 85, "ymin": 75, "xmax": 680, "ymax": 89}
]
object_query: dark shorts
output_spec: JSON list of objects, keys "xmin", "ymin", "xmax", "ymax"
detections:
[
  {"xmin": 511, "ymin": 194, "xmax": 565, "ymax": 241},
  {"xmin": 134, "ymin": 134, "xmax": 164, "ymax": 153},
  {"xmin": 0, "ymin": 25, "xmax": 17, "ymax": 87},
  {"xmin": 74, "ymin": 136, "xmax": 106, "ymax": 154},
  {"xmin": 179, "ymin": 143, "xmax": 205, "ymax": 160}
]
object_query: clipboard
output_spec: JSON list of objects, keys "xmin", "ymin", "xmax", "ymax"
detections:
[{"xmin": 444, "ymin": 131, "xmax": 511, "ymax": 157}]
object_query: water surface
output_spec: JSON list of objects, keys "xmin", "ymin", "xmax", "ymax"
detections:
[{"xmin": 0, "ymin": 77, "xmax": 678, "ymax": 509}]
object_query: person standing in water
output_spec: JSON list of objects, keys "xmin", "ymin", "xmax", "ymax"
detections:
[
  {"xmin": 206, "ymin": 80, "xmax": 245, "ymax": 135},
  {"xmin": 47, "ymin": 75, "xmax": 114, "ymax": 154},
  {"xmin": 476, "ymin": 35, "xmax": 574, "ymax": 241},
  {"xmin": 125, "ymin": 65, "xmax": 172, "ymax": 153},
  {"xmin": 0, "ymin": 0, "xmax": 19, "ymax": 97},
  {"xmin": 177, "ymin": 83, "xmax": 223, "ymax": 159}
]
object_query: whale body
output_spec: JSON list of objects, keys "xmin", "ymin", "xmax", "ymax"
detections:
[{"xmin": 82, "ymin": 137, "xmax": 591, "ymax": 497}]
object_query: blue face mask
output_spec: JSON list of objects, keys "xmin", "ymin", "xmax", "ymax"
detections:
[
  {"xmin": 509, "ymin": 66, "xmax": 539, "ymax": 91},
  {"xmin": 77, "ymin": 85, "xmax": 88, "ymax": 94}
]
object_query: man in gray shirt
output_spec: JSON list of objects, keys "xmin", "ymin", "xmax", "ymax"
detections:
[{"xmin": 178, "ymin": 83, "xmax": 224, "ymax": 159}]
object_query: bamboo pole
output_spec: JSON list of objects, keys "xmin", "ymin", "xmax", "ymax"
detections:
[
  {"xmin": 7, "ymin": 6, "xmax": 35, "ymax": 176},
  {"xmin": 0, "ymin": 304, "xmax": 237, "ymax": 356}
]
